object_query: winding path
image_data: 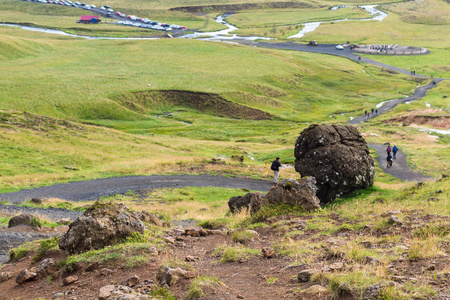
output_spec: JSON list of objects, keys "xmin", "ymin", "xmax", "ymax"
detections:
[
  {"xmin": 369, "ymin": 144, "xmax": 431, "ymax": 181},
  {"xmin": 0, "ymin": 174, "xmax": 272, "ymax": 204}
]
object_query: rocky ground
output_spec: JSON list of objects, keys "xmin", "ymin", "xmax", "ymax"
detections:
[{"xmin": 0, "ymin": 205, "xmax": 448, "ymax": 300}]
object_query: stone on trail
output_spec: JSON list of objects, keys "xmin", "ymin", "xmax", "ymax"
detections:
[
  {"xmin": 59, "ymin": 202, "xmax": 144, "ymax": 254},
  {"xmin": 294, "ymin": 124, "xmax": 375, "ymax": 204},
  {"xmin": 267, "ymin": 178, "xmax": 320, "ymax": 212},
  {"xmin": 388, "ymin": 215, "xmax": 402, "ymax": 225}
]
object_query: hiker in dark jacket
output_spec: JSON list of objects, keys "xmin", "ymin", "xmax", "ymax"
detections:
[
  {"xmin": 392, "ymin": 145, "xmax": 398, "ymax": 159},
  {"xmin": 271, "ymin": 157, "xmax": 281, "ymax": 183}
]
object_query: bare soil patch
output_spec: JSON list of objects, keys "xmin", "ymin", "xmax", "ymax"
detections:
[{"xmin": 112, "ymin": 90, "xmax": 272, "ymax": 120}]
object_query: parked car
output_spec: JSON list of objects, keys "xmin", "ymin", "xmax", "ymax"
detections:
[{"xmin": 336, "ymin": 45, "xmax": 344, "ymax": 50}]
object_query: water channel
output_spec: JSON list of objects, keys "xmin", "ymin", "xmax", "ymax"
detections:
[{"xmin": 1, "ymin": 5, "xmax": 388, "ymax": 41}]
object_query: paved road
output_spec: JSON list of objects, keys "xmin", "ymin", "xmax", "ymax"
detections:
[
  {"xmin": 350, "ymin": 78, "xmax": 445, "ymax": 124},
  {"xmin": 0, "ymin": 175, "xmax": 273, "ymax": 204},
  {"xmin": 251, "ymin": 42, "xmax": 446, "ymax": 124},
  {"xmin": 253, "ymin": 42, "xmax": 430, "ymax": 77},
  {"xmin": 369, "ymin": 144, "xmax": 431, "ymax": 181}
]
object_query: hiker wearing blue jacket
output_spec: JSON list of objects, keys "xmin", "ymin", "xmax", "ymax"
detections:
[{"xmin": 392, "ymin": 145, "xmax": 399, "ymax": 159}]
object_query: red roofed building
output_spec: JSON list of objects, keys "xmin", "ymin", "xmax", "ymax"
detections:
[{"xmin": 78, "ymin": 15, "xmax": 101, "ymax": 24}]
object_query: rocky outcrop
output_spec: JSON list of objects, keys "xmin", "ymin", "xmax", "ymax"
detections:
[
  {"xmin": 294, "ymin": 124, "xmax": 375, "ymax": 204},
  {"xmin": 228, "ymin": 192, "xmax": 268, "ymax": 214},
  {"xmin": 59, "ymin": 202, "xmax": 144, "ymax": 254},
  {"xmin": 228, "ymin": 178, "xmax": 320, "ymax": 214},
  {"xmin": 267, "ymin": 178, "xmax": 320, "ymax": 212}
]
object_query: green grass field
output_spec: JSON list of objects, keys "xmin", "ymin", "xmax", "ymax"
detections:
[{"xmin": 0, "ymin": 0, "xmax": 448, "ymax": 189}]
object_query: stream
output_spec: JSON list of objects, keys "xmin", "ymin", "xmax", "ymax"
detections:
[{"xmin": 1, "ymin": 5, "xmax": 388, "ymax": 41}]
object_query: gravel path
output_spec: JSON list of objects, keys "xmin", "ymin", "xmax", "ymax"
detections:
[
  {"xmin": 0, "ymin": 174, "xmax": 272, "ymax": 204},
  {"xmin": 369, "ymin": 144, "xmax": 431, "ymax": 181}
]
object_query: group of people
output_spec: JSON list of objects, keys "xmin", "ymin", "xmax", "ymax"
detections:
[
  {"xmin": 410, "ymin": 70, "xmax": 416, "ymax": 75},
  {"xmin": 386, "ymin": 144, "xmax": 399, "ymax": 168},
  {"xmin": 365, "ymin": 108, "xmax": 378, "ymax": 118},
  {"xmin": 270, "ymin": 144, "xmax": 399, "ymax": 183}
]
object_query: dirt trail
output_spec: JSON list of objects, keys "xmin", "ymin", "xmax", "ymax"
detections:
[
  {"xmin": 369, "ymin": 144, "xmax": 431, "ymax": 181},
  {"xmin": 0, "ymin": 175, "xmax": 272, "ymax": 204}
]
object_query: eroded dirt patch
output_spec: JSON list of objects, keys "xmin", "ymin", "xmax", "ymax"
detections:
[
  {"xmin": 386, "ymin": 113, "xmax": 450, "ymax": 129},
  {"xmin": 112, "ymin": 90, "xmax": 272, "ymax": 120}
]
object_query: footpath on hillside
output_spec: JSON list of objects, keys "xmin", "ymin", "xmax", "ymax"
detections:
[
  {"xmin": 369, "ymin": 144, "xmax": 431, "ymax": 181},
  {"xmin": 0, "ymin": 174, "xmax": 272, "ymax": 204}
]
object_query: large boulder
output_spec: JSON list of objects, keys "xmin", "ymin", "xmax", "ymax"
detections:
[
  {"xmin": 294, "ymin": 124, "xmax": 375, "ymax": 204},
  {"xmin": 59, "ymin": 202, "xmax": 144, "ymax": 254},
  {"xmin": 228, "ymin": 192, "xmax": 268, "ymax": 214},
  {"xmin": 267, "ymin": 178, "xmax": 320, "ymax": 212}
]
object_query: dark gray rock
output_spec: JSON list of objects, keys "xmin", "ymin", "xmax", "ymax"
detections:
[
  {"xmin": 294, "ymin": 124, "xmax": 375, "ymax": 204},
  {"xmin": 59, "ymin": 202, "xmax": 144, "ymax": 254},
  {"xmin": 266, "ymin": 178, "xmax": 320, "ymax": 212},
  {"xmin": 228, "ymin": 192, "xmax": 268, "ymax": 214},
  {"xmin": 8, "ymin": 214, "xmax": 40, "ymax": 228}
]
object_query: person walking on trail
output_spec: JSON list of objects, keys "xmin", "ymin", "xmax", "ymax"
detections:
[
  {"xmin": 376, "ymin": 109, "xmax": 378, "ymax": 114},
  {"xmin": 371, "ymin": 108, "xmax": 374, "ymax": 114},
  {"xmin": 392, "ymin": 145, "xmax": 398, "ymax": 159},
  {"xmin": 271, "ymin": 157, "xmax": 282, "ymax": 184},
  {"xmin": 386, "ymin": 154, "xmax": 393, "ymax": 168},
  {"xmin": 365, "ymin": 110, "xmax": 368, "ymax": 117},
  {"xmin": 386, "ymin": 145, "xmax": 391, "ymax": 156}
]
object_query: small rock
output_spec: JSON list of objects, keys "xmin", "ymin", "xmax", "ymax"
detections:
[
  {"xmin": 361, "ymin": 241, "xmax": 372, "ymax": 248},
  {"xmin": 53, "ymin": 292, "xmax": 65, "ymax": 299},
  {"xmin": 238, "ymin": 258, "xmax": 247, "ymax": 263},
  {"xmin": 16, "ymin": 269, "xmax": 37, "ymax": 284},
  {"xmin": 435, "ymin": 190, "xmax": 442, "ymax": 194},
  {"xmin": 35, "ymin": 258, "xmax": 57, "ymax": 278},
  {"xmin": 30, "ymin": 198, "xmax": 43, "ymax": 205},
  {"xmin": 237, "ymin": 295, "xmax": 244, "ymax": 299},
  {"xmin": 100, "ymin": 268, "xmax": 114, "ymax": 276},
  {"xmin": 363, "ymin": 283, "xmax": 381, "ymax": 300},
  {"xmin": 388, "ymin": 215, "xmax": 402, "ymax": 225},
  {"xmin": 298, "ymin": 269, "xmax": 313, "ymax": 282},
  {"xmin": 99, "ymin": 285, "xmax": 116, "ymax": 300},
  {"xmin": 185, "ymin": 256, "xmax": 199, "ymax": 262},
  {"xmin": 364, "ymin": 256, "xmax": 379, "ymax": 265},
  {"xmin": 262, "ymin": 248, "xmax": 276, "ymax": 258},
  {"xmin": 8, "ymin": 214, "xmax": 41, "ymax": 229},
  {"xmin": 427, "ymin": 197, "xmax": 439, "ymax": 202},
  {"xmin": 127, "ymin": 275, "xmax": 140, "ymax": 287},
  {"xmin": 58, "ymin": 218, "xmax": 71, "ymax": 225},
  {"xmin": 391, "ymin": 275, "xmax": 407, "ymax": 282},
  {"xmin": 63, "ymin": 275, "xmax": 78, "ymax": 286},
  {"xmin": 163, "ymin": 236, "xmax": 175, "ymax": 244},
  {"xmin": 427, "ymin": 264, "xmax": 436, "ymax": 271},
  {"xmin": 388, "ymin": 210, "xmax": 401, "ymax": 215},
  {"xmin": 0, "ymin": 271, "xmax": 12, "ymax": 283},
  {"xmin": 329, "ymin": 262, "xmax": 344, "ymax": 271},
  {"xmin": 149, "ymin": 247, "xmax": 159, "ymax": 255}
]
